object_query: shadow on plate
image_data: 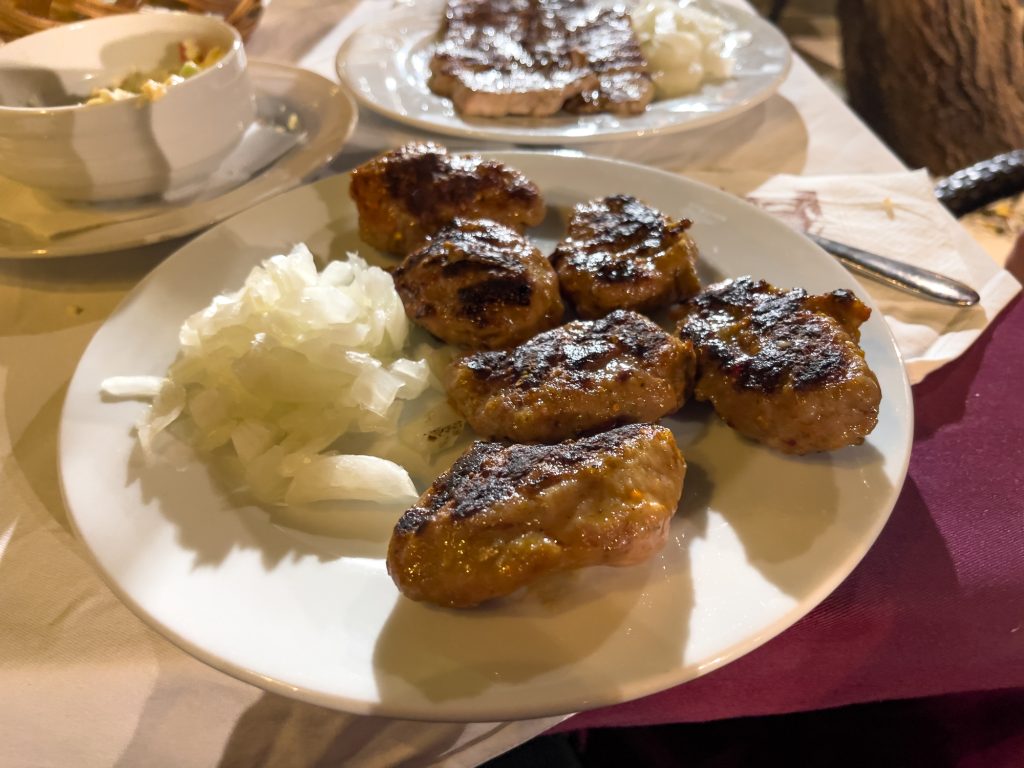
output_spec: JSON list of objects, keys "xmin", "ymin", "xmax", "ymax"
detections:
[
  {"xmin": 371, "ymin": 533, "xmax": 696, "ymax": 713},
  {"xmin": 587, "ymin": 94, "xmax": 810, "ymax": 184},
  {"xmin": 128, "ymin": 437, "xmax": 404, "ymax": 569},
  {"xmin": 688, "ymin": 416, "xmax": 892, "ymax": 599}
]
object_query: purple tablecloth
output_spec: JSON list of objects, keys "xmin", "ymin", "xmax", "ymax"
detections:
[{"xmin": 557, "ymin": 294, "xmax": 1024, "ymax": 730}]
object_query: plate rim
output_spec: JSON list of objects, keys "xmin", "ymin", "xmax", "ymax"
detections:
[
  {"xmin": 58, "ymin": 151, "xmax": 914, "ymax": 721},
  {"xmin": 0, "ymin": 60, "xmax": 358, "ymax": 260},
  {"xmin": 335, "ymin": 0, "xmax": 793, "ymax": 145}
]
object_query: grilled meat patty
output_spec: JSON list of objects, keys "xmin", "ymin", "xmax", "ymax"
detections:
[
  {"xmin": 392, "ymin": 217, "xmax": 564, "ymax": 349},
  {"xmin": 551, "ymin": 195, "xmax": 702, "ymax": 318},
  {"xmin": 429, "ymin": 0, "xmax": 653, "ymax": 117},
  {"xmin": 447, "ymin": 309, "xmax": 695, "ymax": 442},
  {"xmin": 387, "ymin": 423, "xmax": 686, "ymax": 608},
  {"xmin": 349, "ymin": 142, "xmax": 545, "ymax": 256},
  {"xmin": 676, "ymin": 276, "xmax": 882, "ymax": 454}
]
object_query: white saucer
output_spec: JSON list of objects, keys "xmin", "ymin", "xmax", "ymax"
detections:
[{"xmin": 0, "ymin": 61, "xmax": 357, "ymax": 259}]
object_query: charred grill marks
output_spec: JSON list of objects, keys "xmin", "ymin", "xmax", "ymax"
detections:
[
  {"xmin": 446, "ymin": 309, "xmax": 696, "ymax": 442},
  {"xmin": 551, "ymin": 195, "xmax": 702, "ymax": 318},
  {"xmin": 394, "ymin": 423, "xmax": 671, "ymax": 532},
  {"xmin": 348, "ymin": 142, "xmax": 545, "ymax": 256},
  {"xmin": 391, "ymin": 217, "xmax": 563, "ymax": 349},
  {"xmin": 429, "ymin": 0, "xmax": 653, "ymax": 117},
  {"xmin": 679, "ymin": 277, "xmax": 865, "ymax": 393},
  {"xmin": 676, "ymin": 276, "xmax": 881, "ymax": 454},
  {"xmin": 554, "ymin": 195, "xmax": 693, "ymax": 282},
  {"xmin": 466, "ymin": 309, "xmax": 677, "ymax": 387},
  {"xmin": 457, "ymin": 277, "xmax": 535, "ymax": 322},
  {"xmin": 381, "ymin": 148, "xmax": 541, "ymax": 218},
  {"xmin": 387, "ymin": 422, "xmax": 686, "ymax": 607}
]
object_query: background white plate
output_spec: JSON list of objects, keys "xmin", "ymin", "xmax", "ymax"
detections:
[
  {"xmin": 0, "ymin": 62, "xmax": 357, "ymax": 259},
  {"xmin": 60, "ymin": 152, "xmax": 912, "ymax": 721},
  {"xmin": 336, "ymin": 0, "xmax": 792, "ymax": 144}
]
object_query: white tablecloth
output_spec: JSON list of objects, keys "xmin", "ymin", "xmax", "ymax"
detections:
[{"xmin": 0, "ymin": 2, "xmax": 989, "ymax": 766}]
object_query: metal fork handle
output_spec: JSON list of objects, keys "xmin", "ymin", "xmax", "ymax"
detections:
[{"xmin": 807, "ymin": 233, "xmax": 980, "ymax": 307}]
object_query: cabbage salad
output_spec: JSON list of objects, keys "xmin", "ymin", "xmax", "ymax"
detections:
[
  {"xmin": 85, "ymin": 40, "xmax": 224, "ymax": 105},
  {"xmin": 103, "ymin": 244, "xmax": 466, "ymax": 508}
]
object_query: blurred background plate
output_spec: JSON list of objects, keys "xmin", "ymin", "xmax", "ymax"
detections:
[{"xmin": 336, "ymin": 0, "xmax": 792, "ymax": 145}]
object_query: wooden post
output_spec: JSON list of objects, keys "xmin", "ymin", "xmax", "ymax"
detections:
[{"xmin": 838, "ymin": 0, "xmax": 1024, "ymax": 175}]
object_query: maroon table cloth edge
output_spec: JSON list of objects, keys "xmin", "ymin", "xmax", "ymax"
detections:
[{"xmin": 554, "ymin": 294, "xmax": 1024, "ymax": 730}]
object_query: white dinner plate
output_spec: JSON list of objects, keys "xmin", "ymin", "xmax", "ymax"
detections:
[
  {"xmin": 0, "ymin": 61, "xmax": 357, "ymax": 259},
  {"xmin": 60, "ymin": 151, "xmax": 912, "ymax": 721},
  {"xmin": 335, "ymin": 0, "xmax": 792, "ymax": 145}
]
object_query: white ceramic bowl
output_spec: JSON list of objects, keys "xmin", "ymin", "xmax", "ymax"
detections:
[{"xmin": 0, "ymin": 12, "xmax": 256, "ymax": 202}]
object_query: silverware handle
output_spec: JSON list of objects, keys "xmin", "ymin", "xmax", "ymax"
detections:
[{"xmin": 807, "ymin": 233, "xmax": 980, "ymax": 307}]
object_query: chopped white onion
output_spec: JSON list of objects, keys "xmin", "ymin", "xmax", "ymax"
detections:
[
  {"xmin": 631, "ymin": 0, "xmax": 742, "ymax": 99},
  {"xmin": 117, "ymin": 244, "xmax": 460, "ymax": 508},
  {"xmin": 100, "ymin": 375, "xmax": 165, "ymax": 398},
  {"xmin": 137, "ymin": 380, "xmax": 185, "ymax": 454},
  {"xmin": 285, "ymin": 454, "xmax": 419, "ymax": 505}
]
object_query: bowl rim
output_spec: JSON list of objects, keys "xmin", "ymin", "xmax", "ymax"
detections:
[{"xmin": 0, "ymin": 11, "xmax": 245, "ymax": 115}]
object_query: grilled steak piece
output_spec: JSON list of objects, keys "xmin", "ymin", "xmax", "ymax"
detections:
[
  {"xmin": 387, "ymin": 423, "xmax": 686, "ymax": 608},
  {"xmin": 551, "ymin": 195, "xmax": 702, "ymax": 318},
  {"xmin": 676, "ymin": 277, "xmax": 882, "ymax": 454},
  {"xmin": 563, "ymin": 7, "xmax": 655, "ymax": 115},
  {"xmin": 430, "ymin": 0, "xmax": 597, "ymax": 117},
  {"xmin": 349, "ymin": 142, "xmax": 545, "ymax": 256},
  {"xmin": 392, "ymin": 217, "xmax": 564, "ymax": 350},
  {"xmin": 429, "ymin": 0, "xmax": 653, "ymax": 118},
  {"xmin": 447, "ymin": 309, "xmax": 695, "ymax": 442}
]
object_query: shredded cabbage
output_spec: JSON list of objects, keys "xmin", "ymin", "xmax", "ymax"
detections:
[{"xmin": 106, "ymin": 244, "xmax": 465, "ymax": 507}]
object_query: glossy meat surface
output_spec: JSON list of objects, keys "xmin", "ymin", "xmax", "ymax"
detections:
[
  {"xmin": 392, "ymin": 218, "xmax": 564, "ymax": 349},
  {"xmin": 387, "ymin": 423, "xmax": 686, "ymax": 608},
  {"xmin": 447, "ymin": 309, "xmax": 695, "ymax": 441},
  {"xmin": 676, "ymin": 276, "xmax": 882, "ymax": 454},
  {"xmin": 562, "ymin": 8, "xmax": 654, "ymax": 115},
  {"xmin": 348, "ymin": 142, "xmax": 545, "ymax": 255},
  {"xmin": 430, "ymin": 0, "xmax": 596, "ymax": 117},
  {"xmin": 429, "ymin": 0, "xmax": 652, "ymax": 117},
  {"xmin": 551, "ymin": 195, "xmax": 702, "ymax": 318}
]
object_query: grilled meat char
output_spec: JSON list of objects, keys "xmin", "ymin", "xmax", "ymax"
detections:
[
  {"xmin": 387, "ymin": 423, "xmax": 686, "ymax": 608},
  {"xmin": 392, "ymin": 218, "xmax": 564, "ymax": 350},
  {"xmin": 349, "ymin": 142, "xmax": 545, "ymax": 256},
  {"xmin": 551, "ymin": 194, "xmax": 702, "ymax": 318},
  {"xmin": 563, "ymin": 6, "xmax": 655, "ymax": 115},
  {"xmin": 430, "ymin": 0, "xmax": 597, "ymax": 117},
  {"xmin": 676, "ymin": 277, "xmax": 881, "ymax": 454},
  {"xmin": 447, "ymin": 309, "xmax": 696, "ymax": 442},
  {"xmin": 429, "ymin": 0, "xmax": 653, "ymax": 118}
]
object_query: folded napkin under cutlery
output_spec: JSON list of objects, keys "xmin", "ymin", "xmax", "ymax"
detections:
[{"xmin": 690, "ymin": 169, "xmax": 1022, "ymax": 384}]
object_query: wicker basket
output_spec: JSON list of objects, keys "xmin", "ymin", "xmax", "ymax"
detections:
[{"xmin": 0, "ymin": 0, "xmax": 264, "ymax": 43}]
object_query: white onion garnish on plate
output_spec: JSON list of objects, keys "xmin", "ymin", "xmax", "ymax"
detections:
[
  {"xmin": 631, "ymin": 0, "xmax": 743, "ymax": 99},
  {"xmin": 102, "ymin": 243, "xmax": 464, "ymax": 508},
  {"xmin": 100, "ymin": 375, "xmax": 165, "ymax": 398}
]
